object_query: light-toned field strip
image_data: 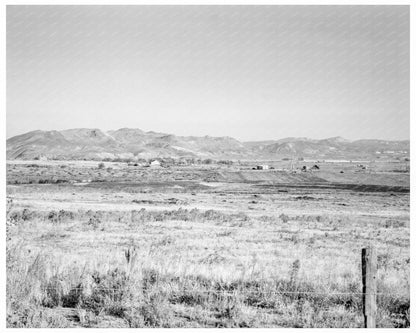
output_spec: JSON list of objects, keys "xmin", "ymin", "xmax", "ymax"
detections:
[
  {"xmin": 10, "ymin": 196, "xmax": 409, "ymax": 220},
  {"xmin": 7, "ymin": 159, "xmax": 125, "ymax": 168}
]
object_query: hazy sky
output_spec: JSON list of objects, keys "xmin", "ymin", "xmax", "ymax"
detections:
[{"xmin": 7, "ymin": 5, "xmax": 409, "ymax": 141}]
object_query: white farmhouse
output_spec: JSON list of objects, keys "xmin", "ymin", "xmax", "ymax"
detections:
[{"xmin": 150, "ymin": 160, "xmax": 161, "ymax": 168}]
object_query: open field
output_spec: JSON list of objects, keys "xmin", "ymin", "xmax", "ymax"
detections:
[{"xmin": 6, "ymin": 160, "xmax": 410, "ymax": 328}]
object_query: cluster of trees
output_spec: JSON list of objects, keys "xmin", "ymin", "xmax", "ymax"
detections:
[
  {"xmin": 32, "ymin": 155, "xmax": 237, "ymax": 166},
  {"xmin": 97, "ymin": 157, "xmax": 236, "ymax": 167}
]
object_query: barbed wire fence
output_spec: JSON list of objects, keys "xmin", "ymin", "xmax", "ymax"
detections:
[{"xmin": 37, "ymin": 246, "xmax": 410, "ymax": 328}]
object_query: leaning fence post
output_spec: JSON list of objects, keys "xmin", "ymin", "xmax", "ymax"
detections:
[{"xmin": 362, "ymin": 247, "xmax": 377, "ymax": 328}]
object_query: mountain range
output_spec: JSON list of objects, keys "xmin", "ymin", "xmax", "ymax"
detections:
[{"xmin": 6, "ymin": 128, "xmax": 410, "ymax": 161}]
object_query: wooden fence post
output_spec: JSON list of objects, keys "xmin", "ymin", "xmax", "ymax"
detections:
[{"xmin": 362, "ymin": 247, "xmax": 377, "ymax": 328}]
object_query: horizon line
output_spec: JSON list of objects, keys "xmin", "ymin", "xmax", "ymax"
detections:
[{"xmin": 6, "ymin": 127, "xmax": 410, "ymax": 143}]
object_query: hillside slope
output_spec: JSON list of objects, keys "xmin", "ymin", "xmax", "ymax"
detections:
[{"xmin": 6, "ymin": 129, "xmax": 410, "ymax": 161}]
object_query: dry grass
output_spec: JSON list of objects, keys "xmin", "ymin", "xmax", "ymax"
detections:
[
  {"xmin": 6, "ymin": 161, "xmax": 410, "ymax": 327},
  {"xmin": 7, "ymin": 204, "xmax": 409, "ymax": 328}
]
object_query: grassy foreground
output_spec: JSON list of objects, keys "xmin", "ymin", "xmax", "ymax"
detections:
[{"xmin": 6, "ymin": 205, "xmax": 410, "ymax": 328}]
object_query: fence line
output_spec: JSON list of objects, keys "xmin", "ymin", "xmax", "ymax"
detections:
[{"xmin": 38, "ymin": 247, "xmax": 403, "ymax": 327}]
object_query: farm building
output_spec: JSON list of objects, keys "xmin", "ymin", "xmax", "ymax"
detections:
[
  {"xmin": 256, "ymin": 165, "xmax": 269, "ymax": 170},
  {"xmin": 150, "ymin": 160, "xmax": 161, "ymax": 168}
]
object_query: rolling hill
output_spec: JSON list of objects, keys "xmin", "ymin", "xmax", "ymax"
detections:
[{"xmin": 6, "ymin": 128, "xmax": 409, "ymax": 161}]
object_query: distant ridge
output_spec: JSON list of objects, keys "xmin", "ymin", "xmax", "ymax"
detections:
[{"xmin": 6, "ymin": 128, "xmax": 410, "ymax": 160}]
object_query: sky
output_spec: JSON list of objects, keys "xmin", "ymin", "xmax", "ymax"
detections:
[{"xmin": 6, "ymin": 5, "xmax": 409, "ymax": 141}]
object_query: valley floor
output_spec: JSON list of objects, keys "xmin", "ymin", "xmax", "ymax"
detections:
[{"xmin": 6, "ymin": 161, "xmax": 410, "ymax": 328}]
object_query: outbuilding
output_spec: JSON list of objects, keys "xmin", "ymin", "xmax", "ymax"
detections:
[
  {"xmin": 150, "ymin": 160, "xmax": 161, "ymax": 168},
  {"xmin": 256, "ymin": 165, "xmax": 269, "ymax": 170}
]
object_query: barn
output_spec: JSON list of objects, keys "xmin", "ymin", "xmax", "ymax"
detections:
[{"xmin": 256, "ymin": 165, "xmax": 269, "ymax": 170}]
